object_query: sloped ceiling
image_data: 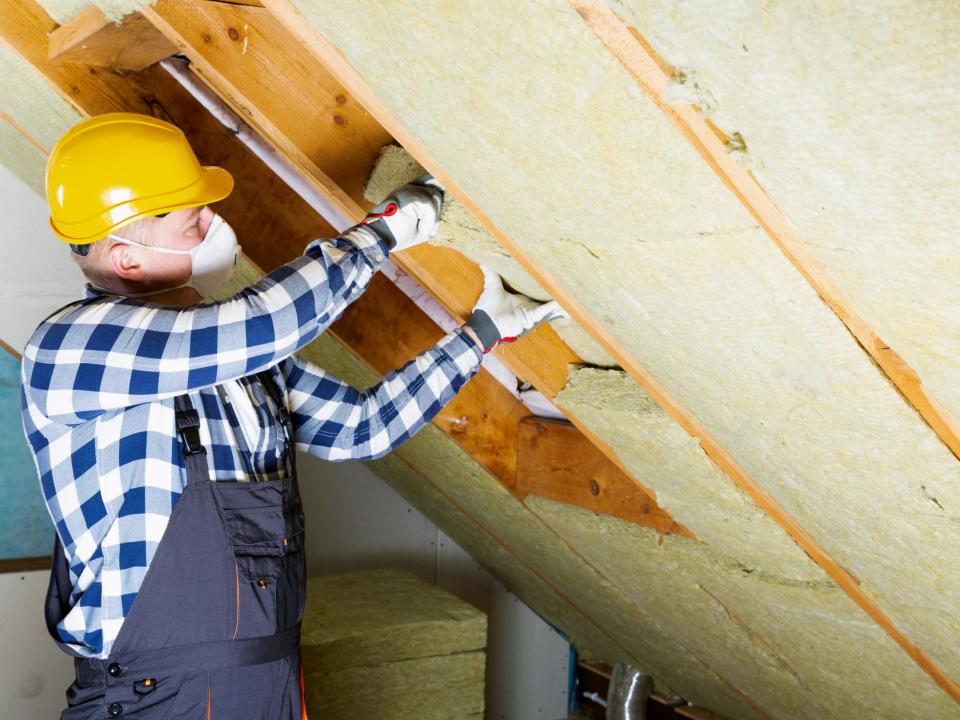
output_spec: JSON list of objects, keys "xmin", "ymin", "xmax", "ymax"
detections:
[{"xmin": 5, "ymin": 1, "xmax": 960, "ymax": 717}]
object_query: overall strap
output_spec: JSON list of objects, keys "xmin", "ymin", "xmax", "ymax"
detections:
[
  {"xmin": 174, "ymin": 394, "xmax": 211, "ymax": 486},
  {"xmin": 257, "ymin": 370, "xmax": 297, "ymax": 473},
  {"xmin": 257, "ymin": 370, "xmax": 294, "ymax": 446}
]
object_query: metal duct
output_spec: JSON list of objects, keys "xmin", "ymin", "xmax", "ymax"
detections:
[{"xmin": 606, "ymin": 663, "xmax": 653, "ymax": 720}]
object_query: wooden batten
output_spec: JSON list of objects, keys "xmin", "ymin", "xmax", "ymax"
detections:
[{"xmin": 47, "ymin": 6, "xmax": 177, "ymax": 71}]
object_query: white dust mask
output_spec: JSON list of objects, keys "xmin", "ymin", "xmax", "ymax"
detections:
[{"xmin": 109, "ymin": 214, "xmax": 241, "ymax": 297}]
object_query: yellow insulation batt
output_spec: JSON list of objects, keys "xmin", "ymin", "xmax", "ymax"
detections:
[
  {"xmin": 0, "ymin": 42, "xmax": 83, "ymax": 192},
  {"xmin": 300, "ymin": 570, "xmax": 486, "ymax": 720}
]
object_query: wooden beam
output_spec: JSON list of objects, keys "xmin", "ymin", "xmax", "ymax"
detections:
[
  {"xmin": 518, "ymin": 417, "xmax": 690, "ymax": 536},
  {"xmin": 0, "ymin": 338, "xmax": 22, "ymax": 360},
  {"xmin": 675, "ymin": 707, "xmax": 734, "ymax": 720},
  {"xmin": 258, "ymin": 0, "xmax": 960, "ymax": 704},
  {"xmin": 0, "ymin": 0, "xmax": 177, "ymax": 116},
  {"xmin": 142, "ymin": 0, "xmax": 690, "ymax": 535},
  {"xmin": 0, "ymin": 556, "xmax": 51, "ymax": 573},
  {"xmin": 47, "ymin": 6, "xmax": 177, "ymax": 71}
]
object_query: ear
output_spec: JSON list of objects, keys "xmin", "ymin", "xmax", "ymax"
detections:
[{"xmin": 108, "ymin": 242, "xmax": 146, "ymax": 283}]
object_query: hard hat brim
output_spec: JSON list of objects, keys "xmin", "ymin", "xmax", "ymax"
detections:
[{"xmin": 50, "ymin": 165, "xmax": 235, "ymax": 244}]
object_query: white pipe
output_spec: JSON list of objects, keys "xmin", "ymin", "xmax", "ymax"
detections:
[{"xmin": 161, "ymin": 56, "xmax": 564, "ymax": 415}]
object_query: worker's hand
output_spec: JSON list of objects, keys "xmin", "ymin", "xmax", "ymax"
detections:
[
  {"xmin": 362, "ymin": 174, "xmax": 445, "ymax": 253},
  {"xmin": 464, "ymin": 266, "xmax": 568, "ymax": 353}
]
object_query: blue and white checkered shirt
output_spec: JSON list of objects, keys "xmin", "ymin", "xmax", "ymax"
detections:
[{"xmin": 20, "ymin": 225, "xmax": 483, "ymax": 659}]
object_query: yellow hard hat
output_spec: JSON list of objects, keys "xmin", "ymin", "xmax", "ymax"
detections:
[{"xmin": 46, "ymin": 112, "xmax": 234, "ymax": 245}]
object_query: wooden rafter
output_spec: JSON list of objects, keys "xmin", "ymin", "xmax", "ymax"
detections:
[{"xmin": 256, "ymin": 0, "xmax": 960, "ymax": 703}]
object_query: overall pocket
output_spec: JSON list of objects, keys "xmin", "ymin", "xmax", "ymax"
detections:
[{"xmin": 222, "ymin": 497, "xmax": 305, "ymax": 638}]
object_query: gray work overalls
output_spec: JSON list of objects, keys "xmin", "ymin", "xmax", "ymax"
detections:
[{"xmin": 44, "ymin": 371, "xmax": 308, "ymax": 719}]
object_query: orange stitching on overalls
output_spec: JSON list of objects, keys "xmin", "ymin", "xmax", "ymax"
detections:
[
  {"xmin": 299, "ymin": 665, "xmax": 308, "ymax": 720},
  {"xmin": 232, "ymin": 561, "xmax": 240, "ymax": 640},
  {"xmin": 206, "ymin": 674, "xmax": 212, "ymax": 720}
]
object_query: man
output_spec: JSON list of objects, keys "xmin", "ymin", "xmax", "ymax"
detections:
[{"xmin": 21, "ymin": 113, "xmax": 561, "ymax": 719}]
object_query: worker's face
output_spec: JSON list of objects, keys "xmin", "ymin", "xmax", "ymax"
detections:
[{"xmin": 108, "ymin": 205, "xmax": 215, "ymax": 290}]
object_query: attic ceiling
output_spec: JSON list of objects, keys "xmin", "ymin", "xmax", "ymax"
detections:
[{"xmin": 1, "ymin": 1, "xmax": 958, "ymax": 718}]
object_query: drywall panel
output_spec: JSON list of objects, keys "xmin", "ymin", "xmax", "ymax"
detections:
[
  {"xmin": 485, "ymin": 588, "xmax": 570, "ymax": 720},
  {"xmin": 529, "ymin": 496, "xmax": 960, "ymax": 720},
  {"xmin": 364, "ymin": 144, "xmax": 618, "ymax": 367},
  {"xmin": 611, "ymin": 0, "xmax": 960, "ymax": 444},
  {"xmin": 297, "ymin": 451, "xmax": 439, "ymax": 581},
  {"xmin": 0, "ymin": 163, "xmax": 85, "ymax": 350},
  {"xmin": 290, "ymin": 0, "xmax": 960, "ymax": 677}
]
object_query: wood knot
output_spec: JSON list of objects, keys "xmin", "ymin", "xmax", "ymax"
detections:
[
  {"xmin": 228, "ymin": 27, "xmax": 241, "ymax": 41},
  {"xmin": 335, "ymin": 94, "xmax": 347, "ymax": 105},
  {"xmin": 333, "ymin": 114, "xmax": 346, "ymax": 127},
  {"xmin": 588, "ymin": 479, "xmax": 600, "ymax": 496},
  {"xmin": 202, "ymin": 33, "xmax": 212, "ymax": 44}
]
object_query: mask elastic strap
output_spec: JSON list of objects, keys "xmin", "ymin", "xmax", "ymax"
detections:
[{"xmin": 107, "ymin": 235, "xmax": 195, "ymax": 256}]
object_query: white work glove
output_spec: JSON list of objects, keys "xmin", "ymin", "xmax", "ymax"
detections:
[
  {"xmin": 464, "ymin": 266, "xmax": 568, "ymax": 353},
  {"xmin": 361, "ymin": 174, "xmax": 444, "ymax": 252}
]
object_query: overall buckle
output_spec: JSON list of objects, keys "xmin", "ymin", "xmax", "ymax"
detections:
[{"xmin": 175, "ymin": 408, "xmax": 206, "ymax": 456}]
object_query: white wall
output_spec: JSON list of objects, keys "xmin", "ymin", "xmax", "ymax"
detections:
[
  {"xmin": 0, "ymin": 162, "xmax": 568, "ymax": 719},
  {"xmin": 0, "ymin": 163, "xmax": 84, "ymax": 352}
]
